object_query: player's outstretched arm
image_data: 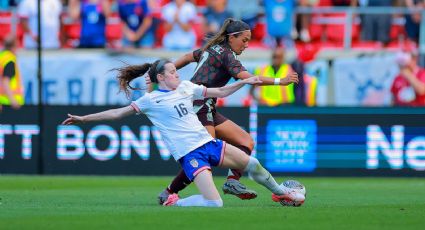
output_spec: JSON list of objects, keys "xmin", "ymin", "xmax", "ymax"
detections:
[
  {"xmin": 205, "ymin": 76, "xmax": 262, "ymax": 98},
  {"xmin": 237, "ymin": 71, "xmax": 299, "ymax": 86},
  {"xmin": 62, "ymin": 106, "xmax": 136, "ymax": 125},
  {"xmin": 174, "ymin": 52, "xmax": 196, "ymax": 70}
]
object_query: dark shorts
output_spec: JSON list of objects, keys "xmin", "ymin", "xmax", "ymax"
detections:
[
  {"xmin": 178, "ymin": 139, "xmax": 226, "ymax": 181},
  {"xmin": 194, "ymin": 98, "xmax": 228, "ymax": 127}
]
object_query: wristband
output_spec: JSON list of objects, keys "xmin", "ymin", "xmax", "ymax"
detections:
[{"xmin": 274, "ymin": 78, "xmax": 280, "ymax": 85}]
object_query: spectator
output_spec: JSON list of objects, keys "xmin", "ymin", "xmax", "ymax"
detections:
[
  {"xmin": 118, "ymin": 0, "xmax": 154, "ymax": 48},
  {"xmin": 203, "ymin": 0, "xmax": 232, "ymax": 42},
  {"xmin": 68, "ymin": 0, "xmax": 112, "ymax": 48},
  {"xmin": 263, "ymin": 0, "xmax": 296, "ymax": 48},
  {"xmin": 360, "ymin": 0, "xmax": 394, "ymax": 45},
  {"xmin": 404, "ymin": 0, "xmax": 424, "ymax": 43},
  {"xmin": 294, "ymin": 0, "xmax": 316, "ymax": 42},
  {"xmin": 226, "ymin": 0, "xmax": 261, "ymax": 29},
  {"xmin": 0, "ymin": 35, "xmax": 24, "ymax": 112},
  {"xmin": 248, "ymin": 46, "xmax": 318, "ymax": 106},
  {"xmin": 249, "ymin": 47, "xmax": 297, "ymax": 106},
  {"xmin": 17, "ymin": 0, "xmax": 63, "ymax": 49},
  {"xmin": 331, "ymin": 0, "xmax": 357, "ymax": 6},
  {"xmin": 391, "ymin": 50, "xmax": 425, "ymax": 106},
  {"xmin": 161, "ymin": 0, "xmax": 197, "ymax": 50}
]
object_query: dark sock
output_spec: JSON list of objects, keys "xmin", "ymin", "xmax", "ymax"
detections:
[
  {"xmin": 168, "ymin": 169, "xmax": 192, "ymax": 194},
  {"xmin": 228, "ymin": 145, "xmax": 252, "ymax": 180}
]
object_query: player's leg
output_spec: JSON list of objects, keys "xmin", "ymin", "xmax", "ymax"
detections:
[
  {"xmin": 163, "ymin": 145, "xmax": 223, "ymax": 207},
  {"xmin": 163, "ymin": 170, "xmax": 223, "ymax": 207},
  {"xmin": 157, "ymin": 125, "xmax": 216, "ymax": 205},
  {"xmin": 214, "ymin": 115, "xmax": 257, "ymax": 200},
  {"xmin": 220, "ymin": 143, "xmax": 305, "ymax": 203}
]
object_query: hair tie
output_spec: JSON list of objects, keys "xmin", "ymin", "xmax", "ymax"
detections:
[
  {"xmin": 155, "ymin": 60, "xmax": 167, "ymax": 73},
  {"xmin": 226, "ymin": 29, "xmax": 250, "ymax": 36}
]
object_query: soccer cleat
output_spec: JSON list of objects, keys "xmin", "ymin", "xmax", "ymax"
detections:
[
  {"xmin": 222, "ymin": 179, "xmax": 258, "ymax": 200},
  {"xmin": 157, "ymin": 189, "xmax": 171, "ymax": 205},
  {"xmin": 162, "ymin": 193, "xmax": 179, "ymax": 206},
  {"xmin": 271, "ymin": 191, "xmax": 305, "ymax": 204}
]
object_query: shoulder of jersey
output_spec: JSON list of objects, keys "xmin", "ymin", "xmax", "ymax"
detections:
[{"xmin": 177, "ymin": 80, "xmax": 193, "ymax": 96}]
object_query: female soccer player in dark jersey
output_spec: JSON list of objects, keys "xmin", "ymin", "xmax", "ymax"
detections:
[{"xmin": 155, "ymin": 18, "xmax": 299, "ymax": 204}]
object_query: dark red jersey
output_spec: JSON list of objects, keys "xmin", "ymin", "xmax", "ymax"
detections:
[{"xmin": 190, "ymin": 43, "xmax": 247, "ymax": 88}]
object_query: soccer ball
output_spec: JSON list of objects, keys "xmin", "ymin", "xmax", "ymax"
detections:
[{"xmin": 279, "ymin": 180, "xmax": 306, "ymax": 207}]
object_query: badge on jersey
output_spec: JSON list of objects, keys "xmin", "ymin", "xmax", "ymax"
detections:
[{"xmin": 190, "ymin": 158, "xmax": 199, "ymax": 168}]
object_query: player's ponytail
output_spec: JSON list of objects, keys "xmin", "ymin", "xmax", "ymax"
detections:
[
  {"xmin": 114, "ymin": 59, "xmax": 171, "ymax": 98},
  {"xmin": 202, "ymin": 18, "xmax": 250, "ymax": 51}
]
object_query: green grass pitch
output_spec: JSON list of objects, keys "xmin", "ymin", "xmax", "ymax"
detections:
[{"xmin": 0, "ymin": 176, "xmax": 424, "ymax": 230}]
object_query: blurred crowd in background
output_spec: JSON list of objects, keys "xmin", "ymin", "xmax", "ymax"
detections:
[
  {"xmin": 0, "ymin": 0, "xmax": 424, "ymax": 108},
  {"xmin": 0, "ymin": 0, "xmax": 422, "ymax": 51}
]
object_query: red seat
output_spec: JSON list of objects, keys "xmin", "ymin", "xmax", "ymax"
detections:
[
  {"xmin": 389, "ymin": 24, "xmax": 406, "ymax": 41},
  {"xmin": 154, "ymin": 20, "xmax": 166, "ymax": 47},
  {"xmin": 386, "ymin": 40, "xmax": 417, "ymax": 51},
  {"xmin": 193, "ymin": 0, "xmax": 207, "ymax": 7},
  {"xmin": 106, "ymin": 14, "xmax": 123, "ymax": 41},
  {"xmin": 252, "ymin": 21, "xmax": 266, "ymax": 41},
  {"xmin": 308, "ymin": 23, "xmax": 324, "ymax": 42},
  {"xmin": 0, "ymin": 11, "xmax": 13, "ymax": 44},
  {"xmin": 352, "ymin": 41, "xmax": 383, "ymax": 50},
  {"xmin": 61, "ymin": 12, "xmax": 81, "ymax": 48},
  {"xmin": 324, "ymin": 13, "xmax": 359, "ymax": 42},
  {"xmin": 193, "ymin": 14, "xmax": 205, "ymax": 46}
]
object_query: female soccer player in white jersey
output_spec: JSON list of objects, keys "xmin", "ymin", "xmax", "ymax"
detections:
[{"xmin": 62, "ymin": 59, "xmax": 304, "ymax": 207}]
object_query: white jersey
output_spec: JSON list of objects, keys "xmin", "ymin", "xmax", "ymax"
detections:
[{"xmin": 131, "ymin": 81, "xmax": 214, "ymax": 161}]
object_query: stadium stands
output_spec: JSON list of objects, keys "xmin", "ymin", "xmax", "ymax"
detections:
[{"xmin": 0, "ymin": 1, "xmax": 421, "ymax": 52}]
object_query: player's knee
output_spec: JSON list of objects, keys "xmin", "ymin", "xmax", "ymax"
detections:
[
  {"xmin": 244, "ymin": 156, "xmax": 260, "ymax": 173},
  {"xmin": 237, "ymin": 132, "xmax": 254, "ymax": 152},
  {"xmin": 245, "ymin": 136, "xmax": 255, "ymax": 151}
]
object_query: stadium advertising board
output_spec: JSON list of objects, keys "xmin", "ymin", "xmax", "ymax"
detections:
[
  {"xmin": 255, "ymin": 107, "xmax": 425, "ymax": 176},
  {"xmin": 0, "ymin": 106, "xmax": 248, "ymax": 175},
  {"xmin": 333, "ymin": 53, "xmax": 399, "ymax": 106},
  {"xmin": 18, "ymin": 52, "xmax": 329, "ymax": 106},
  {"xmin": 1, "ymin": 106, "xmax": 424, "ymax": 176}
]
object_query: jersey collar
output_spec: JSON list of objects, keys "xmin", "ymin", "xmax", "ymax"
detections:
[{"xmin": 157, "ymin": 88, "xmax": 172, "ymax": 93}]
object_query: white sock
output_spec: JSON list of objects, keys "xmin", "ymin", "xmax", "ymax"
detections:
[
  {"xmin": 244, "ymin": 157, "xmax": 284, "ymax": 195},
  {"xmin": 176, "ymin": 194, "xmax": 223, "ymax": 207}
]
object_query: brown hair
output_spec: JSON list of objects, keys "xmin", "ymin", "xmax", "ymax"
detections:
[
  {"xmin": 202, "ymin": 18, "xmax": 250, "ymax": 51},
  {"xmin": 113, "ymin": 59, "xmax": 172, "ymax": 98}
]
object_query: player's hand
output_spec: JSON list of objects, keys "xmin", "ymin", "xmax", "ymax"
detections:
[
  {"xmin": 62, "ymin": 113, "xmax": 84, "ymax": 125},
  {"xmin": 281, "ymin": 72, "xmax": 299, "ymax": 86},
  {"xmin": 244, "ymin": 76, "xmax": 262, "ymax": 85}
]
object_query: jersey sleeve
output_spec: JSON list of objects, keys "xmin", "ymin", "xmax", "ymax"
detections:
[
  {"xmin": 178, "ymin": 80, "xmax": 206, "ymax": 100},
  {"xmin": 131, "ymin": 94, "xmax": 151, "ymax": 114},
  {"xmin": 223, "ymin": 52, "xmax": 247, "ymax": 79},
  {"xmin": 193, "ymin": 49, "xmax": 202, "ymax": 62}
]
